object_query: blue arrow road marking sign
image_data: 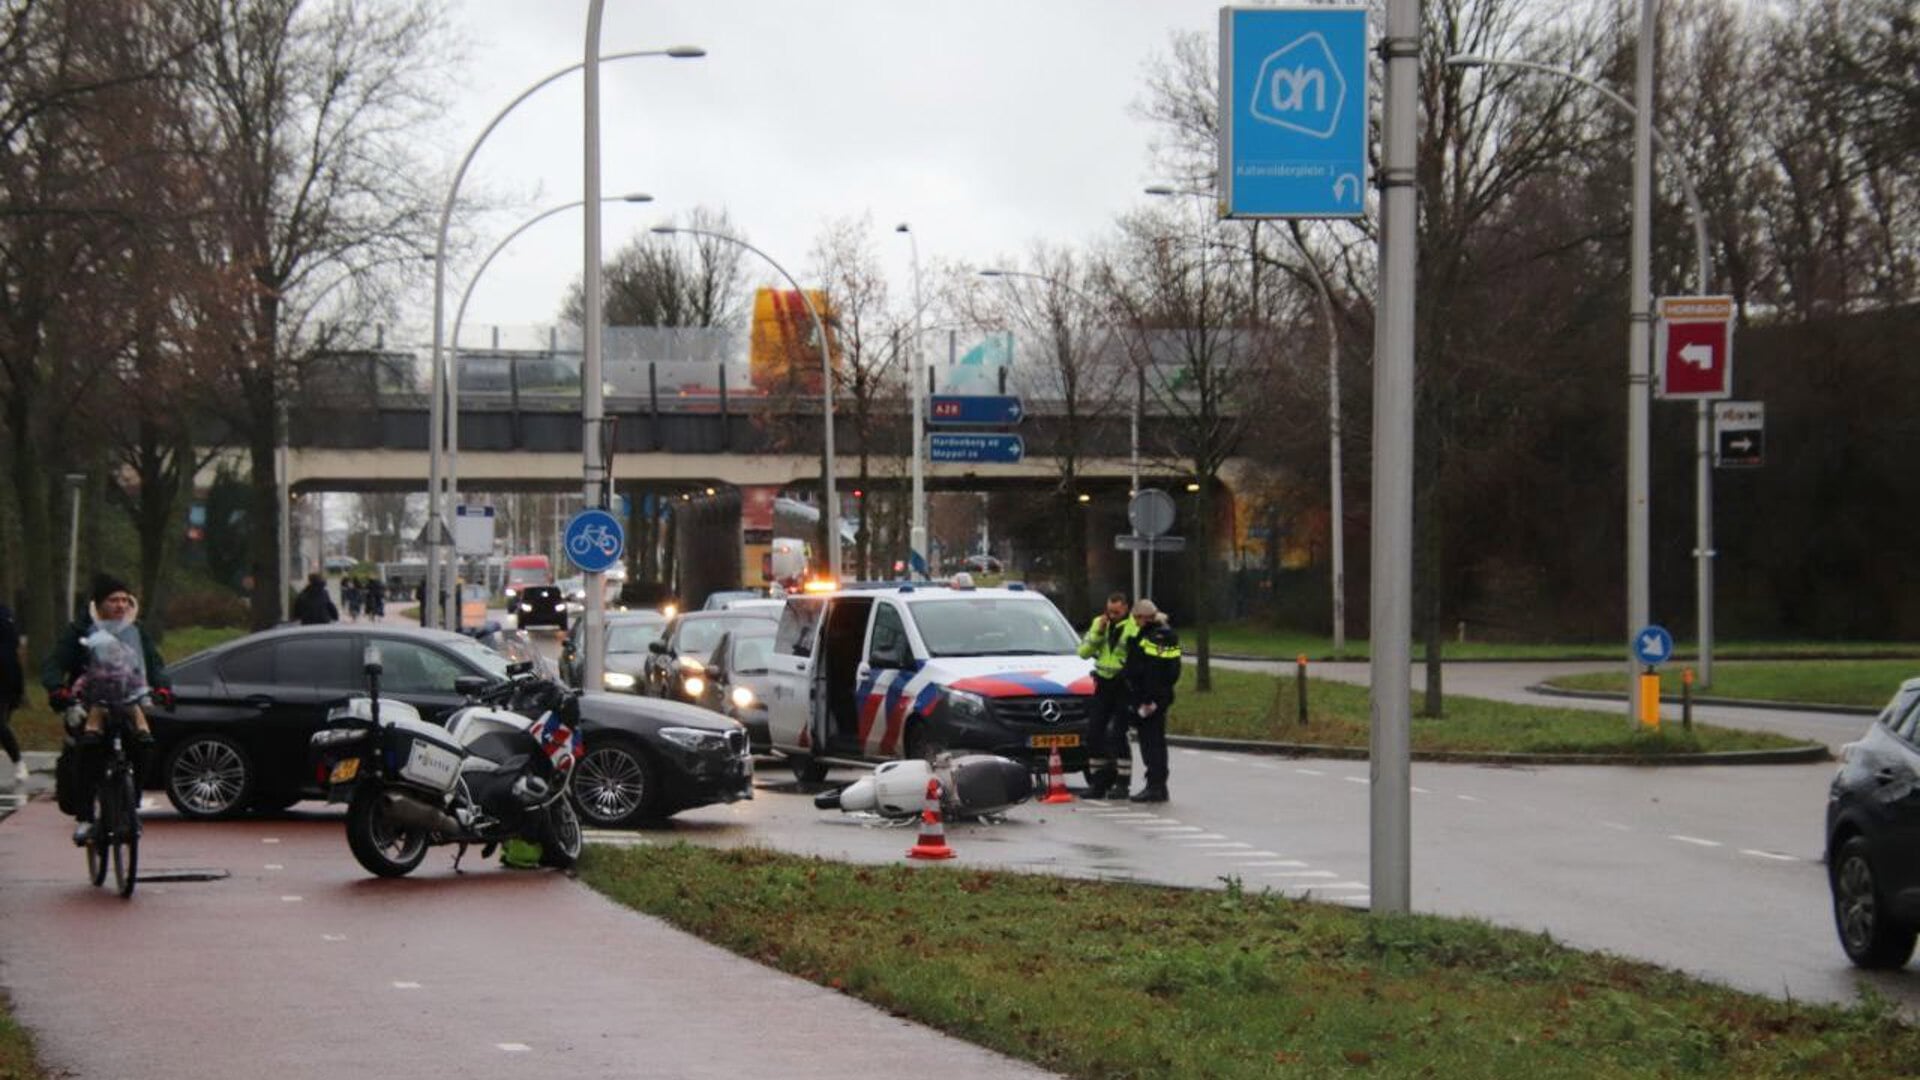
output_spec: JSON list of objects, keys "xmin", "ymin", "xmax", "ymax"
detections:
[
  {"xmin": 1633, "ymin": 624, "xmax": 1674, "ymax": 666},
  {"xmin": 928, "ymin": 395, "xmax": 1023, "ymax": 426},
  {"xmin": 929, "ymin": 433, "xmax": 1025, "ymax": 464},
  {"xmin": 1219, "ymin": 5, "xmax": 1370, "ymax": 218},
  {"xmin": 564, "ymin": 509, "xmax": 625, "ymax": 574}
]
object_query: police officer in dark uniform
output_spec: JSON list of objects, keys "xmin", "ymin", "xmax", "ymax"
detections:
[
  {"xmin": 1075, "ymin": 591, "xmax": 1138, "ymax": 798},
  {"xmin": 1120, "ymin": 598, "xmax": 1181, "ymax": 803}
]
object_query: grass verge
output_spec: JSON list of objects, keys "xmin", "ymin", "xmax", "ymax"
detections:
[
  {"xmin": 1171, "ymin": 667, "xmax": 1811, "ymax": 755},
  {"xmin": 13, "ymin": 625, "xmax": 248, "ymax": 753},
  {"xmin": 1546, "ymin": 660, "xmax": 1912, "ymax": 710},
  {"xmin": 582, "ymin": 844, "xmax": 1917, "ymax": 1079},
  {"xmin": 1207, "ymin": 624, "xmax": 1920, "ymax": 663},
  {"xmin": 0, "ymin": 990, "xmax": 49, "ymax": 1080}
]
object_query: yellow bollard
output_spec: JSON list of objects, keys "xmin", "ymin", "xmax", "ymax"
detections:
[{"xmin": 1638, "ymin": 672, "xmax": 1662, "ymax": 729}]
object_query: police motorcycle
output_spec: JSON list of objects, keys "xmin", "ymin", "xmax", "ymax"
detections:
[{"xmin": 309, "ymin": 646, "xmax": 585, "ymax": 878}]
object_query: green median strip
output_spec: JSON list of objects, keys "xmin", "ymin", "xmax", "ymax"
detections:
[
  {"xmin": 583, "ymin": 844, "xmax": 1918, "ymax": 1079},
  {"xmin": 1205, "ymin": 624, "xmax": 1920, "ymax": 663},
  {"xmin": 1546, "ymin": 660, "xmax": 1914, "ymax": 710},
  {"xmin": 1171, "ymin": 667, "xmax": 1812, "ymax": 755}
]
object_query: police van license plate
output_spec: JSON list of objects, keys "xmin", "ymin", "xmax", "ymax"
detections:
[
  {"xmin": 328, "ymin": 758, "xmax": 360, "ymax": 783},
  {"xmin": 1028, "ymin": 734, "xmax": 1080, "ymax": 749}
]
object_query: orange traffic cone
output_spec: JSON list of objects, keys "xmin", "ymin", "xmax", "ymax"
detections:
[
  {"xmin": 906, "ymin": 777, "xmax": 956, "ymax": 860},
  {"xmin": 1038, "ymin": 745, "xmax": 1075, "ymax": 804}
]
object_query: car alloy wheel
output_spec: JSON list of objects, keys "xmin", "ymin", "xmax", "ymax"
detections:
[
  {"xmin": 571, "ymin": 740, "xmax": 654, "ymax": 828},
  {"xmin": 1833, "ymin": 835, "xmax": 1919, "ymax": 968},
  {"xmin": 165, "ymin": 735, "xmax": 253, "ymax": 819}
]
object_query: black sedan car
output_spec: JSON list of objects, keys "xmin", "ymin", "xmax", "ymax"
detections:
[
  {"xmin": 643, "ymin": 608, "xmax": 780, "ymax": 702},
  {"xmin": 148, "ymin": 625, "xmax": 750, "ymax": 829},
  {"xmin": 1827, "ymin": 677, "xmax": 1920, "ymax": 967},
  {"xmin": 512, "ymin": 584, "xmax": 568, "ymax": 631}
]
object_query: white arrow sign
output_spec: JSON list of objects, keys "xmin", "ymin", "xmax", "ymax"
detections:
[{"xmin": 1679, "ymin": 343, "xmax": 1714, "ymax": 370}]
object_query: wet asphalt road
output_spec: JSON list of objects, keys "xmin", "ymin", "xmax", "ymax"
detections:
[{"xmin": 0, "ymin": 798, "xmax": 1052, "ymax": 1080}]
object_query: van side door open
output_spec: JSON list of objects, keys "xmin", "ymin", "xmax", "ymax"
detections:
[{"xmin": 813, "ymin": 597, "xmax": 874, "ymax": 756}]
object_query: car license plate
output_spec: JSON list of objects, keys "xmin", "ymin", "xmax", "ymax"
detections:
[
  {"xmin": 328, "ymin": 758, "xmax": 360, "ymax": 783},
  {"xmin": 1028, "ymin": 734, "xmax": 1081, "ymax": 749}
]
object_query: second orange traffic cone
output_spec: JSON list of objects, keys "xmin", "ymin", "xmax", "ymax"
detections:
[
  {"xmin": 906, "ymin": 777, "xmax": 956, "ymax": 860},
  {"xmin": 1038, "ymin": 745, "xmax": 1075, "ymax": 804}
]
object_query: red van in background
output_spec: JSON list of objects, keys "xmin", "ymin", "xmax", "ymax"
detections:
[{"xmin": 504, "ymin": 554, "xmax": 553, "ymax": 599}]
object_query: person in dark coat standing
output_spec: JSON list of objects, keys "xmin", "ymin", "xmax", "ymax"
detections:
[
  {"xmin": 293, "ymin": 573, "xmax": 339, "ymax": 625},
  {"xmin": 0, "ymin": 602, "xmax": 24, "ymax": 787},
  {"xmin": 1119, "ymin": 598, "xmax": 1181, "ymax": 803}
]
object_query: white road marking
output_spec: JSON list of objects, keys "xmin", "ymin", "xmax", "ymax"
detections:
[
  {"xmin": 262, "ymin": 838, "xmax": 281, "ymax": 844},
  {"xmin": 264, "ymin": 864, "xmax": 283, "ymax": 870},
  {"xmin": 1210, "ymin": 755, "xmax": 1240, "ymax": 764},
  {"xmin": 1317, "ymin": 882, "xmax": 1370, "ymax": 890},
  {"xmin": 321, "ymin": 934, "xmax": 347, "ymax": 942},
  {"xmin": 1601, "ymin": 822, "xmax": 1632, "ymax": 832},
  {"xmin": 1186, "ymin": 841, "xmax": 1253, "ymax": 849},
  {"xmin": 1411, "ymin": 786, "xmax": 1431, "ymax": 794},
  {"xmin": 1252, "ymin": 762, "xmax": 1279, "ymax": 770},
  {"xmin": 496, "ymin": 1043, "xmax": 531, "ymax": 1053},
  {"xmin": 1238, "ymin": 860, "xmax": 1307, "ymax": 868},
  {"xmin": 1213, "ymin": 850, "xmax": 1282, "ymax": 858},
  {"xmin": 280, "ymin": 895, "xmax": 303, "ymax": 902},
  {"xmin": 1169, "ymin": 833, "xmax": 1229, "ymax": 842},
  {"xmin": 1138, "ymin": 825, "xmax": 1202, "ymax": 832},
  {"xmin": 1456, "ymin": 794, "xmax": 1483, "ymax": 803},
  {"xmin": 1100, "ymin": 813, "xmax": 1162, "ymax": 820},
  {"xmin": 1342, "ymin": 776, "xmax": 1368, "ymax": 785},
  {"xmin": 1263, "ymin": 870, "xmax": 1338, "ymax": 879},
  {"xmin": 1741, "ymin": 849, "xmax": 1801, "ymax": 862},
  {"xmin": 1295, "ymin": 768, "xmax": 1325, "ymax": 776},
  {"xmin": 1670, "ymin": 835, "xmax": 1723, "ymax": 848},
  {"xmin": 393, "ymin": 981, "xmax": 421, "ymax": 990}
]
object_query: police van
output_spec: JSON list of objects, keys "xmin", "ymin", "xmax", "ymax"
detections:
[{"xmin": 766, "ymin": 581, "xmax": 1094, "ymax": 781}]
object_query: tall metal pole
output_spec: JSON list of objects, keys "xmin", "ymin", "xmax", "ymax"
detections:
[
  {"xmin": 1288, "ymin": 223, "xmax": 1347, "ymax": 656},
  {"xmin": 1627, "ymin": 0, "xmax": 1656, "ymax": 723},
  {"xmin": 580, "ymin": 0, "xmax": 609, "ymax": 692},
  {"xmin": 652, "ymin": 225, "xmax": 840, "ymax": 581},
  {"xmin": 1371, "ymin": 0, "xmax": 1419, "ymax": 916},
  {"xmin": 896, "ymin": 224, "xmax": 927, "ymax": 578},
  {"xmin": 64, "ymin": 475, "xmax": 84, "ymax": 622}
]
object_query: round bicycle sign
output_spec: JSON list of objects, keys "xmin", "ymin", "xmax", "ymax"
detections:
[{"xmin": 563, "ymin": 509, "xmax": 624, "ymax": 574}]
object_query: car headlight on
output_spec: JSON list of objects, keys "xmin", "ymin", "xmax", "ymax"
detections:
[
  {"xmin": 945, "ymin": 688, "xmax": 989, "ymax": 721},
  {"xmin": 505, "ymin": 588, "xmax": 518, "ymax": 598},
  {"xmin": 520, "ymin": 603, "xmax": 533, "ymax": 613},
  {"xmin": 603, "ymin": 671, "xmax": 637, "ymax": 690},
  {"xmin": 682, "ymin": 675, "xmax": 706, "ymax": 698},
  {"xmin": 730, "ymin": 685, "xmax": 754, "ymax": 709},
  {"xmin": 659, "ymin": 726, "xmax": 727, "ymax": 752}
]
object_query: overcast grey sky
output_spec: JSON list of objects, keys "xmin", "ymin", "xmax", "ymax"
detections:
[{"xmin": 425, "ymin": 0, "xmax": 1228, "ymax": 338}]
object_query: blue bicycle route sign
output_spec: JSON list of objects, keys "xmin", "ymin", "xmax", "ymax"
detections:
[
  {"xmin": 1632, "ymin": 624, "xmax": 1674, "ymax": 666},
  {"xmin": 564, "ymin": 508, "xmax": 625, "ymax": 574},
  {"xmin": 1218, "ymin": 5, "xmax": 1370, "ymax": 219}
]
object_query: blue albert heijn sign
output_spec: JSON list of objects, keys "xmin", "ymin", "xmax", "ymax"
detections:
[
  {"xmin": 1633, "ymin": 624, "xmax": 1675, "ymax": 667},
  {"xmin": 563, "ymin": 508, "xmax": 625, "ymax": 574},
  {"xmin": 1218, "ymin": 5, "xmax": 1370, "ymax": 219},
  {"xmin": 929, "ymin": 433, "xmax": 1025, "ymax": 465}
]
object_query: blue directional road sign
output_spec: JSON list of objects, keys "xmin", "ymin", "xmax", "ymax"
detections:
[
  {"xmin": 929, "ymin": 433, "xmax": 1025, "ymax": 464},
  {"xmin": 1219, "ymin": 5, "xmax": 1370, "ymax": 218},
  {"xmin": 1632, "ymin": 624, "xmax": 1675, "ymax": 666},
  {"xmin": 929, "ymin": 394, "xmax": 1024, "ymax": 426},
  {"xmin": 564, "ymin": 508, "xmax": 625, "ymax": 574}
]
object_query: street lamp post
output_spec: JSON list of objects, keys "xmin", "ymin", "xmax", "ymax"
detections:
[
  {"xmin": 424, "ymin": 40, "xmax": 703, "ymax": 632},
  {"xmin": 652, "ymin": 224, "xmax": 841, "ymax": 582},
  {"xmin": 894, "ymin": 223, "xmax": 927, "ymax": 579},
  {"xmin": 64, "ymin": 474, "xmax": 84, "ymax": 621},
  {"xmin": 1446, "ymin": 52, "xmax": 1715, "ymax": 688}
]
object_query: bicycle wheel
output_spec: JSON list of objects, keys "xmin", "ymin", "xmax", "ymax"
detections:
[
  {"xmin": 111, "ymin": 771, "xmax": 138, "ymax": 898},
  {"xmin": 86, "ymin": 784, "xmax": 109, "ymax": 887}
]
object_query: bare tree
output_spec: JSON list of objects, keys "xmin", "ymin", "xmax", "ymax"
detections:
[{"xmin": 560, "ymin": 206, "xmax": 751, "ymax": 328}]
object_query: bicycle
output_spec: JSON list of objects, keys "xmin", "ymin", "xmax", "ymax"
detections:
[
  {"xmin": 76, "ymin": 704, "xmax": 142, "ymax": 898},
  {"xmin": 567, "ymin": 523, "xmax": 619, "ymax": 559}
]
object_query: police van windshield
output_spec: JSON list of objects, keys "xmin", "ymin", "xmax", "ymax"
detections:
[{"xmin": 912, "ymin": 598, "xmax": 1079, "ymax": 658}]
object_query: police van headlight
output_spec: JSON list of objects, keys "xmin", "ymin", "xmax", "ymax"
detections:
[{"xmin": 944, "ymin": 688, "xmax": 989, "ymax": 722}]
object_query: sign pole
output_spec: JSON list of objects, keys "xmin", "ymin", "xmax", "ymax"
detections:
[{"xmin": 1696, "ymin": 401, "xmax": 1713, "ymax": 686}]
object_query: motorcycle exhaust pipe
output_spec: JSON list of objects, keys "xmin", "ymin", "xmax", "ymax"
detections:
[{"xmin": 381, "ymin": 791, "xmax": 461, "ymax": 834}]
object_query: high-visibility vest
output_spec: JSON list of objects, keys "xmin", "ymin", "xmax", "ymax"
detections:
[{"xmin": 1078, "ymin": 615, "xmax": 1138, "ymax": 679}]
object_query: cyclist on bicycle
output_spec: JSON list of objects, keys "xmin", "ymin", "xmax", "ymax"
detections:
[{"xmin": 42, "ymin": 575, "xmax": 170, "ymax": 844}]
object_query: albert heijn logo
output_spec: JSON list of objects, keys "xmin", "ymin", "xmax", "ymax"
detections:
[{"xmin": 1250, "ymin": 32, "xmax": 1347, "ymax": 139}]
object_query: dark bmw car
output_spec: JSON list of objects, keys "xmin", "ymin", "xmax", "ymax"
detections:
[
  {"xmin": 148, "ymin": 625, "xmax": 751, "ymax": 829},
  {"xmin": 644, "ymin": 608, "xmax": 780, "ymax": 702},
  {"xmin": 512, "ymin": 584, "xmax": 568, "ymax": 631},
  {"xmin": 1827, "ymin": 677, "xmax": 1920, "ymax": 968}
]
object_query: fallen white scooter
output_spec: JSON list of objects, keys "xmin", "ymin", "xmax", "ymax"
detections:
[{"xmin": 813, "ymin": 753, "xmax": 1034, "ymax": 819}]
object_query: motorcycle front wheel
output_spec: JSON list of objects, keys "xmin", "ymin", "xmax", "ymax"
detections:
[
  {"xmin": 539, "ymin": 798, "xmax": 583, "ymax": 870},
  {"xmin": 345, "ymin": 787, "xmax": 430, "ymax": 878}
]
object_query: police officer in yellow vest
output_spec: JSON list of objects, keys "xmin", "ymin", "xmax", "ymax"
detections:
[
  {"xmin": 1120, "ymin": 598, "xmax": 1181, "ymax": 803},
  {"xmin": 1076, "ymin": 591, "xmax": 1138, "ymax": 798}
]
